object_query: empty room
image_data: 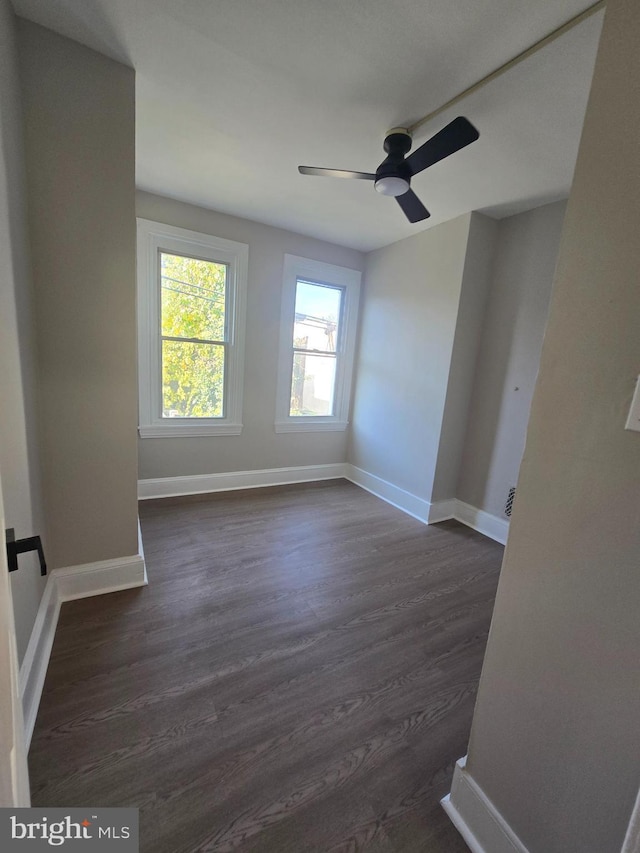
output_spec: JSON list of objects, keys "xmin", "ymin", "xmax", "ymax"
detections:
[{"xmin": 1, "ymin": 1, "xmax": 639, "ymax": 852}]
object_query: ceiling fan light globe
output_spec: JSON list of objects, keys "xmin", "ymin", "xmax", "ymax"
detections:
[{"xmin": 374, "ymin": 176, "xmax": 409, "ymax": 197}]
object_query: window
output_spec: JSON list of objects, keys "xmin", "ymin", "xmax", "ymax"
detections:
[
  {"xmin": 275, "ymin": 254, "xmax": 361, "ymax": 432},
  {"xmin": 137, "ymin": 219, "xmax": 248, "ymax": 437}
]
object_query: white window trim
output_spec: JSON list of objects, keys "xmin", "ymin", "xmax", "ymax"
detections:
[
  {"xmin": 137, "ymin": 218, "xmax": 248, "ymax": 438},
  {"xmin": 275, "ymin": 254, "xmax": 361, "ymax": 433}
]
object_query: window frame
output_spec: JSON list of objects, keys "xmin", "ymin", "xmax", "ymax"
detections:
[
  {"xmin": 137, "ymin": 218, "xmax": 248, "ymax": 438},
  {"xmin": 275, "ymin": 254, "xmax": 361, "ymax": 433}
]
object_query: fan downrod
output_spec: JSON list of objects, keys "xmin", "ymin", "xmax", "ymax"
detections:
[{"xmin": 383, "ymin": 127, "xmax": 412, "ymax": 154}]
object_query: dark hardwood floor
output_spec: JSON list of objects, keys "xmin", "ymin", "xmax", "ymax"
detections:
[{"xmin": 29, "ymin": 479, "xmax": 503, "ymax": 852}]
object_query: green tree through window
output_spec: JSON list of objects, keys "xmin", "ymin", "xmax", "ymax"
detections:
[{"xmin": 160, "ymin": 252, "xmax": 227, "ymax": 418}]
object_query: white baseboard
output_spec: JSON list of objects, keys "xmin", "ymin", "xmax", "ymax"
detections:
[
  {"xmin": 428, "ymin": 498, "xmax": 457, "ymax": 524},
  {"xmin": 140, "ymin": 463, "xmax": 508, "ymax": 544},
  {"xmin": 344, "ymin": 468, "xmax": 508, "ymax": 544},
  {"xmin": 430, "ymin": 499, "xmax": 509, "ymax": 544},
  {"xmin": 622, "ymin": 786, "xmax": 640, "ymax": 853},
  {"xmin": 53, "ymin": 553, "xmax": 147, "ymax": 602},
  {"xmin": 455, "ymin": 500, "xmax": 509, "ymax": 545},
  {"xmin": 18, "ymin": 576, "xmax": 60, "ymax": 751},
  {"xmin": 19, "ymin": 525, "xmax": 147, "ymax": 750},
  {"xmin": 344, "ymin": 464, "xmax": 432, "ymax": 524},
  {"xmin": 138, "ymin": 463, "xmax": 347, "ymax": 500},
  {"xmin": 441, "ymin": 757, "xmax": 529, "ymax": 853}
]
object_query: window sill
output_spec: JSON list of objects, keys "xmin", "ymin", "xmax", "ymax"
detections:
[
  {"xmin": 138, "ymin": 422, "xmax": 243, "ymax": 438},
  {"xmin": 274, "ymin": 420, "xmax": 348, "ymax": 433}
]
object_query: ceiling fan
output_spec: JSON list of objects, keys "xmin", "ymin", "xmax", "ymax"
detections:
[{"xmin": 298, "ymin": 116, "xmax": 479, "ymax": 224}]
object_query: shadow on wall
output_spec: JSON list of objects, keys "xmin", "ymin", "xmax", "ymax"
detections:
[{"xmin": 459, "ymin": 201, "xmax": 567, "ymax": 519}]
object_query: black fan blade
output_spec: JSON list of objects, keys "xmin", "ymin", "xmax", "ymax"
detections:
[
  {"xmin": 406, "ymin": 116, "xmax": 479, "ymax": 177},
  {"xmin": 298, "ymin": 166, "xmax": 376, "ymax": 181},
  {"xmin": 396, "ymin": 189, "xmax": 430, "ymax": 223}
]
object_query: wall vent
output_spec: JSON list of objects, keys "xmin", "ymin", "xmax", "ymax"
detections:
[{"xmin": 504, "ymin": 487, "xmax": 516, "ymax": 518}]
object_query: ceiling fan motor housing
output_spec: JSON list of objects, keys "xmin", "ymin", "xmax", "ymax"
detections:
[{"xmin": 375, "ymin": 129, "xmax": 412, "ymax": 195}]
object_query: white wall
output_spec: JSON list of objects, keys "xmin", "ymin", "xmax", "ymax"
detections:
[
  {"xmin": 457, "ymin": 200, "xmax": 567, "ymax": 518},
  {"xmin": 136, "ymin": 191, "xmax": 364, "ymax": 480},
  {"xmin": 0, "ymin": 0, "xmax": 46, "ymax": 663},
  {"xmin": 348, "ymin": 214, "xmax": 472, "ymax": 501},
  {"xmin": 348, "ymin": 201, "xmax": 568, "ymax": 532},
  {"xmin": 431, "ymin": 213, "xmax": 498, "ymax": 503},
  {"xmin": 462, "ymin": 0, "xmax": 640, "ymax": 849},
  {"xmin": 19, "ymin": 21, "xmax": 138, "ymax": 569}
]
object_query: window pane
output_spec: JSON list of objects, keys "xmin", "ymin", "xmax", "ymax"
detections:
[
  {"xmin": 293, "ymin": 280, "xmax": 342, "ymax": 353},
  {"xmin": 161, "ymin": 252, "xmax": 226, "ymax": 342},
  {"xmin": 290, "ymin": 353, "xmax": 336, "ymax": 416},
  {"xmin": 162, "ymin": 340, "xmax": 224, "ymax": 418}
]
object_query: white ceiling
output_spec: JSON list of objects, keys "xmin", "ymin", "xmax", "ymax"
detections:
[{"xmin": 11, "ymin": 0, "xmax": 603, "ymax": 252}]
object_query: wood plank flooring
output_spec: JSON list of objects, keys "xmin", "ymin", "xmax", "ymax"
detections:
[{"xmin": 29, "ymin": 479, "xmax": 503, "ymax": 852}]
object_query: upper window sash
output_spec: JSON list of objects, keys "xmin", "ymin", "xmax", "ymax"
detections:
[{"xmin": 137, "ymin": 219, "xmax": 248, "ymax": 438}]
